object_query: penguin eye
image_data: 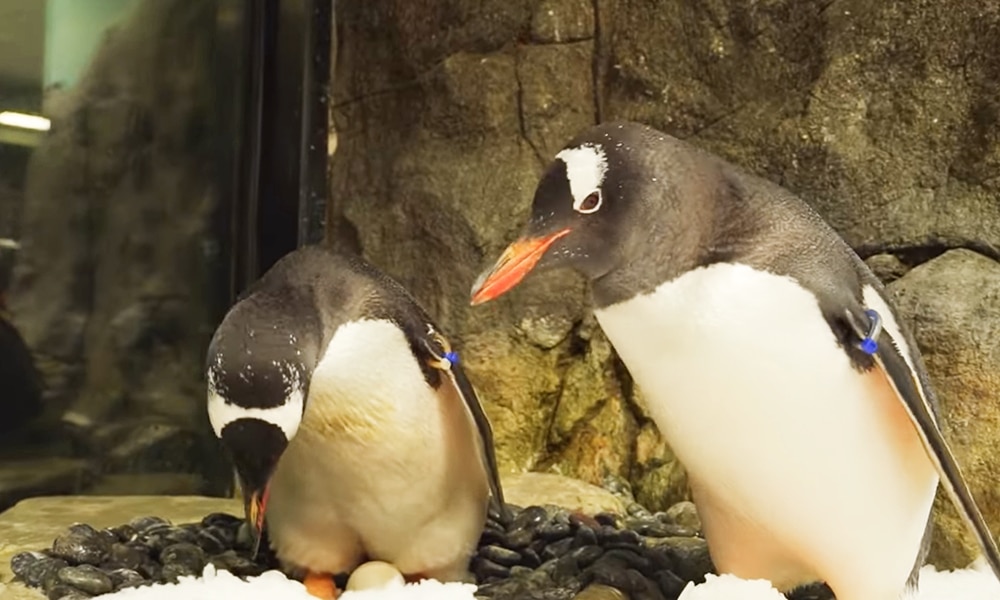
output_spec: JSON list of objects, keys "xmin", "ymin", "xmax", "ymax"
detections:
[{"xmin": 575, "ymin": 190, "xmax": 602, "ymax": 214}]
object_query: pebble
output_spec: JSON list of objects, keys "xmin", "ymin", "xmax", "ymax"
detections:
[
  {"xmin": 209, "ymin": 550, "xmax": 268, "ymax": 578},
  {"xmin": 107, "ymin": 568, "xmax": 146, "ymax": 590},
  {"xmin": 473, "ymin": 557, "xmax": 512, "ymax": 580},
  {"xmin": 9, "ymin": 551, "xmax": 46, "ymax": 578},
  {"xmin": 160, "ymin": 542, "xmax": 207, "ymax": 580},
  {"xmin": 106, "ymin": 542, "xmax": 146, "ymax": 570},
  {"xmin": 46, "ymin": 583, "xmax": 90, "ymax": 600},
  {"xmin": 51, "ymin": 524, "xmax": 113, "ymax": 565},
  {"xmin": 129, "ymin": 516, "xmax": 171, "ymax": 532},
  {"xmin": 109, "ymin": 524, "xmax": 138, "ymax": 543},
  {"xmin": 594, "ymin": 513, "xmax": 624, "ymax": 528},
  {"xmin": 11, "ymin": 499, "xmax": 717, "ymax": 600},
  {"xmin": 538, "ymin": 522, "xmax": 573, "ymax": 541},
  {"xmin": 194, "ymin": 527, "xmax": 230, "ymax": 554},
  {"xmin": 16, "ymin": 554, "xmax": 69, "ymax": 589},
  {"xmin": 643, "ymin": 537, "xmax": 713, "ymax": 583},
  {"xmin": 663, "ymin": 502, "xmax": 701, "ymax": 533},
  {"xmin": 572, "ymin": 526, "xmax": 598, "ymax": 548},
  {"xmin": 57, "ymin": 564, "xmax": 113, "ymax": 595},
  {"xmin": 541, "ymin": 537, "xmax": 574, "ymax": 561},
  {"xmin": 480, "ymin": 545, "xmax": 523, "ymax": 567},
  {"xmin": 568, "ymin": 545, "xmax": 604, "ymax": 569},
  {"xmin": 574, "ymin": 583, "xmax": 629, "ymax": 600}
]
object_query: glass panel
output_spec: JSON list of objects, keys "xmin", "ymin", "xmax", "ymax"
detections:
[{"xmin": 0, "ymin": 0, "xmax": 241, "ymax": 507}]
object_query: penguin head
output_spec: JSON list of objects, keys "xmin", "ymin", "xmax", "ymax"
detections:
[
  {"xmin": 206, "ymin": 306, "xmax": 314, "ymax": 554},
  {"xmin": 470, "ymin": 121, "xmax": 694, "ymax": 305}
]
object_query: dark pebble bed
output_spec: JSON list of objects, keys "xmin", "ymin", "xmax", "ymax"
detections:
[{"xmin": 9, "ymin": 498, "xmax": 834, "ymax": 600}]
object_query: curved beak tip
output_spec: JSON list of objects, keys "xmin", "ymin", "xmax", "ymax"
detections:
[
  {"xmin": 469, "ymin": 270, "xmax": 493, "ymax": 306},
  {"xmin": 244, "ymin": 484, "xmax": 271, "ymax": 557},
  {"xmin": 469, "ymin": 228, "xmax": 571, "ymax": 307}
]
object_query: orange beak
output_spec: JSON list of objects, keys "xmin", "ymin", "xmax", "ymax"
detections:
[
  {"xmin": 246, "ymin": 484, "xmax": 270, "ymax": 557},
  {"xmin": 470, "ymin": 228, "xmax": 571, "ymax": 306}
]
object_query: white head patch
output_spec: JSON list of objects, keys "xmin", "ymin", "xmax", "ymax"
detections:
[
  {"xmin": 206, "ymin": 361, "xmax": 305, "ymax": 440},
  {"xmin": 556, "ymin": 144, "xmax": 607, "ymax": 212}
]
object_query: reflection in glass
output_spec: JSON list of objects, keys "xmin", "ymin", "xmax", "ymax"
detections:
[{"xmin": 0, "ymin": 0, "xmax": 236, "ymax": 508}]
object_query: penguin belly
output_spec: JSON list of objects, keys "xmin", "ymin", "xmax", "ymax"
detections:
[
  {"xmin": 593, "ymin": 263, "xmax": 939, "ymax": 600},
  {"xmin": 264, "ymin": 319, "xmax": 490, "ymax": 581}
]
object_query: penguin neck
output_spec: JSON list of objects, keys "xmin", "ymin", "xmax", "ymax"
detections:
[{"xmin": 591, "ymin": 169, "xmax": 755, "ymax": 310}]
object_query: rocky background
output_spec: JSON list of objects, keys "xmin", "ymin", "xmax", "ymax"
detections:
[
  {"xmin": 1, "ymin": 0, "xmax": 229, "ymax": 501},
  {"xmin": 327, "ymin": 0, "xmax": 1000, "ymax": 570},
  {"xmin": 1, "ymin": 0, "xmax": 997, "ymax": 579}
]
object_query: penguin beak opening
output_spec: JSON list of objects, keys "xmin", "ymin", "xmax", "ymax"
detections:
[
  {"xmin": 244, "ymin": 483, "xmax": 271, "ymax": 558},
  {"xmin": 470, "ymin": 228, "xmax": 572, "ymax": 305}
]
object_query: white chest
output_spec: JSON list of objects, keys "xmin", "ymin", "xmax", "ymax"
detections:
[
  {"xmin": 265, "ymin": 318, "xmax": 489, "ymax": 575},
  {"xmin": 594, "ymin": 263, "xmax": 842, "ymax": 433},
  {"xmin": 591, "ymin": 263, "xmax": 939, "ymax": 594},
  {"xmin": 300, "ymin": 318, "xmax": 433, "ymax": 443},
  {"xmin": 591, "ymin": 263, "xmax": 916, "ymax": 498}
]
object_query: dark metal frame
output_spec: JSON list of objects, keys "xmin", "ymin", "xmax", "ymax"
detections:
[{"xmin": 214, "ymin": 0, "xmax": 332, "ymax": 305}]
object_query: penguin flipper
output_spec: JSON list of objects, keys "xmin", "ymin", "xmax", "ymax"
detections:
[
  {"xmin": 860, "ymin": 313, "xmax": 1000, "ymax": 580},
  {"xmin": 446, "ymin": 355, "xmax": 511, "ymax": 520},
  {"xmin": 420, "ymin": 328, "xmax": 510, "ymax": 522}
]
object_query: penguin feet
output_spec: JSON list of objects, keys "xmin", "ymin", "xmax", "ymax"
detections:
[
  {"xmin": 303, "ymin": 571, "xmax": 340, "ymax": 599},
  {"xmin": 403, "ymin": 572, "xmax": 428, "ymax": 584}
]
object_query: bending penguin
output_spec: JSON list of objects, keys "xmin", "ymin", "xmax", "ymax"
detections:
[
  {"xmin": 470, "ymin": 121, "xmax": 1000, "ymax": 600},
  {"xmin": 206, "ymin": 245, "xmax": 506, "ymax": 599}
]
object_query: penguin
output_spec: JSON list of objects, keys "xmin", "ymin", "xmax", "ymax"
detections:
[
  {"xmin": 206, "ymin": 244, "xmax": 506, "ymax": 599},
  {"xmin": 469, "ymin": 120, "xmax": 1000, "ymax": 600}
]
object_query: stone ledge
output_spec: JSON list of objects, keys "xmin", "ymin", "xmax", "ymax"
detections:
[
  {"xmin": 0, "ymin": 495, "xmax": 241, "ymax": 600},
  {"xmin": 502, "ymin": 472, "xmax": 626, "ymax": 516}
]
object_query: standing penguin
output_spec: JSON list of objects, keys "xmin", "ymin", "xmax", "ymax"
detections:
[
  {"xmin": 206, "ymin": 245, "xmax": 506, "ymax": 599},
  {"xmin": 469, "ymin": 121, "xmax": 1000, "ymax": 599}
]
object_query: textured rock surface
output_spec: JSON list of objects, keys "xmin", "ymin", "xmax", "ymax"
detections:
[
  {"xmin": 886, "ymin": 249, "xmax": 1000, "ymax": 568},
  {"xmin": 329, "ymin": 0, "xmax": 1000, "ymax": 553},
  {"xmin": 600, "ymin": 0, "xmax": 1000, "ymax": 257},
  {"xmin": 503, "ymin": 472, "xmax": 626, "ymax": 515}
]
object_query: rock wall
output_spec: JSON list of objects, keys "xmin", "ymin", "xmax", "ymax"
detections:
[
  {"xmin": 886, "ymin": 249, "xmax": 1000, "ymax": 568},
  {"xmin": 328, "ymin": 0, "xmax": 1000, "ymax": 568}
]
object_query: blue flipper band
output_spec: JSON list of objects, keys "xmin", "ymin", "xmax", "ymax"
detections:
[{"xmin": 860, "ymin": 309, "xmax": 882, "ymax": 355}]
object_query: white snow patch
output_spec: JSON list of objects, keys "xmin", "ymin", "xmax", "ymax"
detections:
[
  {"xmin": 86, "ymin": 561, "xmax": 1000, "ymax": 600},
  {"xmin": 676, "ymin": 562, "xmax": 1000, "ymax": 600},
  {"xmin": 98, "ymin": 564, "xmax": 478, "ymax": 600}
]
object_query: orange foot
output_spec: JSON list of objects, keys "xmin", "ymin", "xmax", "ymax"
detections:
[
  {"xmin": 403, "ymin": 572, "xmax": 428, "ymax": 584},
  {"xmin": 303, "ymin": 571, "xmax": 340, "ymax": 599}
]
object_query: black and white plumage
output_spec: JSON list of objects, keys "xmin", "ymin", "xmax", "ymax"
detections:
[
  {"xmin": 470, "ymin": 120, "xmax": 1000, "ymax": 600},
  {"xmin": 206, "ymin": 245, "xmax": 505, "ymax": 597}
]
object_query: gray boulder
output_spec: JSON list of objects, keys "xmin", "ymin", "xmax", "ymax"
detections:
[{"xmin": 887, "ymin": 249, "xmax": 1000, "ymax": 568}]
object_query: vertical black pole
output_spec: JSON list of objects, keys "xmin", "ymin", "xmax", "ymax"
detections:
[
  {"xmin": 297, "ymin": 0, "xmax": 331, "ymax": 248},
  {"xmin": 221, "ymin": 0, "xmax": 331, "ymax": 301},
  {"xmin": 214, "ymin": 0, "xmax": 266, "ymax": 305}
]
